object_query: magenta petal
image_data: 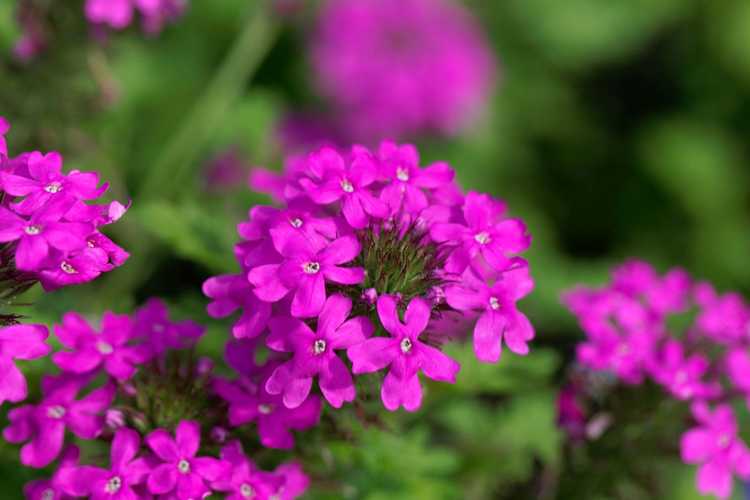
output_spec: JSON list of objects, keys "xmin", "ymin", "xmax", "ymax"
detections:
[
  {"xmin": 52, "ymin": 349, "xmax": 103, "ymax": 374},
  {"xmin": 175, "ymin": 420, "xmax": 201, "ymax": 458},
  {"xmin": 444, "ymin": 285, "xmax": 485, "ymax": 311},
  {"xmin": 111, "ymin": 427, "xmax": 140, "ymax": 471},
  {"xmin": 341, "ymin": 195, "xmax": 368, "ymax": 229},
  {"xmin": 21, "ymin": 421, "xmax": 65, "ymax": 468},
  {"xmin": 347, "ymin": 338, "xmax": 398, "ymax": 374},
  {"xmin": 15, "ymin": 235, "xmax": 49, "ymax": 271},
  {"xmin": 0, "ymin": 207, "xmax": 25, "ymax": 242},
  {"xmin": 680, "ymin": 429, "xmax": 714, "ymax": 463},
  {"xmin": 146, "ymin": 429, "xmax": 180, "ymax": 462},
  {"xmin": 329, "ymin": 317, "xmax": 373, "ymax": 349},
  {"xmin": 473, "ymin": 310, "xmax": 504, "ymax": 363},
  {"xmin": 419, "ymin": 344, "xmax": 460, "ymax": 383},
  {"xmin": 504, "ymin": 313, "xmax": 533, "ymax": 355},
  {"xmin": 249, "ymin": 265, "xmax": 290, "ymax": 302},
  {"xmin": 381, "ymin": 371, "xmax": 422, "ymax": 412},
  {"xmin": 0, "ymin": 324, "xmax": 50, "ymax": 359},
  {"xmin": 266, "ymin": 363, "xmax": 293, "ymax": 396},
  {"xmin": 192, "ymin": 457, "xmax": 228, "ymax": 481},
  {"xmin": 319, "ymin": 235, "xmax": 361, "ymax": 265},
  {"xmin": 291, "ymin": 274, "xmax": 326, "ymax": 318},
  {"xmin": 414, "ymin": 162, "xmax": 454, "ymax": 188},
  {"xmin": 317, "ymin": 294, "xmax": 352, "ymax": 337},
  {"xmin": 697, "ymin": 458, "xmax": 732, "ymax": 499},
  {"xmin": 323, "ymin": 265, "xmax": 365, "ymax": 285},
  {"xmin": 376, "ymin": 295, "xmax": 403, "ymax": 337},
  {"xmin": 147, "ymin": 463, "xmax": 178, "ymax": 495},
  {"xmin": 0, "ymin": 356, "xmax": 28, "ymax": 404},
  {"xmin": 319, "ymin": 356, "xmax": 355, "ymax": 408},
  {"xmin": 283, "ymin": 376, "xmax": 313, "ymax": 409},
  {"xmin": 403, "ymin": 298, "xmax": 430, "ymax": 337},
  {"xmin": 429, "ymin": 223, "xmax": 466, "ymax": 243}
]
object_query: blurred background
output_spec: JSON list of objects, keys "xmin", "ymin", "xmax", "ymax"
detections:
[{"xmin": 2, "ymin": 0, "xmax": 750, "ymax": 498}]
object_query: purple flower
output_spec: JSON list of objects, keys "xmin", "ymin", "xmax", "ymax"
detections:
[
  {"xmin": 211, "ymin": 441, "xmax": 284, "ymax": 499},
  {"xmin": 4, "ymin": 376, "xmax": 115, "ymax": 468},
  {"xmin": 134, "ymin": 298, "xmax": 204, "ymax": 355},
  {"xmin": 248, "ymin": 234, "xmax": 364, "ymax": 318},
  {"xmin": 649, "ymin": 340, "xmax": 717, "ymax": 400},
  {"xmin": 265, "ymin": 295, "xmax": 373, "ymax": 408},
  {"xmin": 0, "ymin": 202, "xmax": 92, "ymax": 271},
  {"xmin": 145, "ymin": 420, "xmax": 228, "ymax": 497},
  {"xmin": 56, "ymin": 427, "xmax": 150, "ymax": 499},
  {"xmin": 52, "ymin": 312, "xmax": 150, "ymax": 381},
  {"xmin": 445, "ymin": 260, "xmax": 534, "ymax": 363},
  {"xmin": 681, "ymin": 403, "xmax": 750, "ymax": 499},
  {"xmin": 0, "ymin": 152, "xmax": 106, "ymax": 216},
  {"xmin": 85, "ymin": 0, "xmax": 186, "ymax": 34},
  {"xmin": 23, "ymin": 445, "xmax": 80, "ymax": 500},
  {"xmin": 0, "ymin": 324, "xmax": 50, "ymax": 406},
  {"xmin": 203, "ymin": 274, "xmax": 269, "ymax": 339},
  {"xmin": 348, "ymin": 295, "xmax": 460, "ymax": 411},
  {"xmin": 272, "ymin": 462, "xmax": 310, "ymax": 500},
  {"xmin": 377, "ymin": 141, "xmax": 455, "ymax": 214},
  {"xmin": 213, "ymin": 373, "xmax": 322, "ymax": 449},
  {"xmin": 431, "ymin": 191, "xmax": 530, "ymax": 273},
  {"xmin": 298, "ymin": 146, "xmax": 387, "ymax": 228},
  {"xmin": 311, "ymin": 0, "xmax": 495, "ymax": 140}
]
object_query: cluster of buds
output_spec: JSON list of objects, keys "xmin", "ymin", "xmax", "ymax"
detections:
[
  {"xmin": 3, "ymin": 299, "xmax": 308, "ymax": 499},
  {"xmin": 207, "ymin": 140, "xmax": 534, "ymax": 414},
  {"xmin": 0, "ymin": 117, "xmax": 128, "ymax": 323},
  {"xmin": 563, "ymin": 260, "xmax": 750, "ymax": 499}
]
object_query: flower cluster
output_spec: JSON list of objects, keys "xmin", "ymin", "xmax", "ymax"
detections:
[
  {"xmin": 206, "ymin": 140, "xmax": 534, "ymax": 414},
  {"xmin": 3, "ymin": 299, "xmax": 308, "ymax": 499},
  {"xmin": 310, "ymin": 0, "xmax": 495, "ymax": 141},
  {"xmin": 85, "ymin": 0, "xmax": 187, "ymax": 35},
  {"xmin": 0, "ymin": 117, "xmax": 128, "ymax": 296},
  {"xmin": 563, "ymin": 260, "xmax": 750, "ymax": 499}
]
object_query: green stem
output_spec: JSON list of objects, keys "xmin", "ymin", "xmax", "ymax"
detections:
[{"xmin": 139, "ymin": 1, "xmax": 278, "ymax": 200}]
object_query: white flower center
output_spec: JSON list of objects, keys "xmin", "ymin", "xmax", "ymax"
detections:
[
  {"xmin": 489, "ymin": 297, "xmax": 500, "ymax": 310},
  {"xmin": 178, "ymin": 459, "xmax": 191, "ymax": 474},
  {"xmin": 313, "ymin": 339, "xmax": 327, "ymax": 355},
  {"xmin": 718, "ymin": 434, "xmax": 731, "ymax": 448},
  {"xmin": 616, "ymin": 344, "xmax": 630, "ymax": 356},
  {"xmin": 47, "ymin": 405, "xmax": 66, "ymax": 419},
  {"xmin": 258, "ymin": 403, "xmax": 274, "ymax": 415},
  {"xmin": 400, "ymin": 338, "xmax": 413, "ymax": 354},
  {"xmin": 97, "ymin": 341, "xmax": 114, "ymax": 355},
  {"xmin": 340, "ymin": 179, "xmax": 354, "ymax": 193},
  {"xmin": 41, "ymin": 490, "xmax": 55, "ymax": 500},
  {"xmin": 396, "ymin": 167, "xmax": 410, "ymax": 182},
  {"xmin": 240, "ymin": 483, "xmax": 255, "ymax": 498},
  {"xmin": 24, "ymin": 225, "xmax": 42, "ymax": 235},
  {"xmin": 289, "ymin": 217, "xmax": 303, "ymax": 228},
  {"xmin": 60, "ymin": 261, "xmax": 77, "ymax": 274},
  {"xmin": 303, "ymin": 261, "xmax": 320, "ymax": 274},
  {"xmin": 45, "ymin": 182, "xmax": 63, "ymax": 193},
  {"xmin": 474, "ymin": 231, "xmax": 491, "ymax": 245},
  {"xmin": 105, "ymin": 476, "xmax": 122, "ymax": 494}
]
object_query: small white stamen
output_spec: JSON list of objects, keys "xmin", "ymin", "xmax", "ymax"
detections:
[
  {"xmin": 96, "ymin": 341, "xmax": 114, "ymax": 355},
  {"xmin": 313, "ymin": 339, "xmax": 327, "ymax": 355},
  {"xmin": 41, "ymin": 489, "xmax": 55, "ymax": 500},
  {"xmin": 178, "ymin": 459, "xmax": 191, "ymax": 474},
  {"xmin": 289, "ymin": 218, "xmax": 303, "ymax": 228},
  {"xmin": 60, "ymin": 261, "xmax": 76, "ymax": 274},
  {"xmin": 258, "ymin": 403, "xmax": 274, "ymax": 415},
  {"xmin": 87, "ymin": 239, "xmax": 96, "ymax": 248},
  {"xmin": 24, "ymin": 225, "xmax": 41, "ymax": 235},
  {"xmin": 105, "ymin": 476, "xmax": 122, "ymax": 494},
  {"xmin": 400, "ymin": 338, "xmax": 413, "ymax": 354},
  {"xmin": 474, "ymin": 232, "xmax": 491, "ymax": 245},
  {"xmin": 45, "ymin": 182, "xmax": 63, "ymax": 193},
  {"xmin": 718, "ymin": 434, "xmax": 731, "ymax": 448},
  {"xmin": 303, "ymin": 262, "xmax": 321, "ymax": 274},
  {"xmin": 396, "ymin": 167, "xmax": 410, "ymax": 182},
  {"xmin": 340, "ymin": 179, "xmax": 354, "ymax": 193},
  {"xmin": 240, "ymin": 483, "xmax": 255, "ymax": 498},
  {"xmin": 489, "ymin": 297, "xmax": 500, "ymax": 310},
  {"xmin": 47, "ymin": 405, "xmax": 66, "ymax": 419}
]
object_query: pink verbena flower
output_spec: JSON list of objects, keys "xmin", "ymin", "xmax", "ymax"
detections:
[
  {"xmin": 56, "ymin": 427, "xmax": 150, "ymax": 498},
  {"xmin": 23, "ymin": 445, "xmax": 80, "ymax": 500},
  {"xmin": 681, "ymin": 403, "xmax": 750, "ymax": 499},
  {"xmin": 211, "ymin": 441, "xmax": 284, "ymax": 499},
  {"xmin": 310, "ymin": 0, "xmax": 495, "ymax": 140},
  {"xmin": 85, "ymin": 0, "xmax": 187, "ymax": 34},
  {"xmin": 4, "ymin": 375, "xmax": 114, "ymax": 468},
  {"xmin": 0, "ymin": 324, "xmax": 50, "ymax": 406},
  {"xmin": 445, "ymin": 260, "xmax": 534, "ymax": 363},
  {"xmin": 0, "ymin": 117, "xmax": 128, "ymax": 291},
  {"xmin": 348, "ymin": 296, "xmax": 460, "ymax": 411},
  {"xmin": 650, "ymin": 340, "xmax": 717, "ymax": 401},
  {"xmin": 205, "ymin": 141, "xmax": 534, "ymax": 413},
  {"xmin": 266, "ymin": 294, "xmax": 373, "ymax": 408},
  {"xmin": 52, "ymin": 311, "xmax": 151, "ymax": 381},
  {"xmin": 145, "ymin": 420, "xmax": 229, "ymax": 497},
  {"xmin": 133, "ymin": 297, "xmax": 204, "ymax": 355}
]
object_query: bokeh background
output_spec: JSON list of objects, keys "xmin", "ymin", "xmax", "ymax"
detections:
[{"xmin": 2, "ymin": 0, "xmax": 750, "ymax": 498}]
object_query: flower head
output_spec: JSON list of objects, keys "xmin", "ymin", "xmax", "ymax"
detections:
[{"xmin": 0, "ymin": 324, "xmax": 50, "ymax": 406}]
